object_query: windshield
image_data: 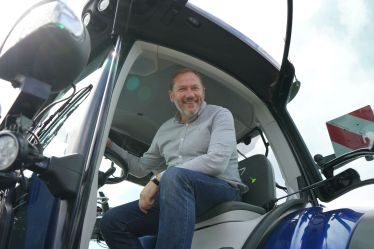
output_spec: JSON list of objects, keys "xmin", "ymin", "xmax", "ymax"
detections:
[
  {"xmin": 287, "ymin": 0, "xmax": 374, "ymax": 208},
  {"xmin": 188, "ymin": 0, "xmax": 287, "ymax": 67},
  {"xmin": 7, "ymin": 67, "xmax": 100, "ymax": 249}
]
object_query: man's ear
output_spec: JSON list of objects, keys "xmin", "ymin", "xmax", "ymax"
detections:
[{"xmin": 169, "ymin": 91, "xmax": 174, "ymax": 103}]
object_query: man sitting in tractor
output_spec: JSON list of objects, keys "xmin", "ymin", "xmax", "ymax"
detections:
[{"xmin": 101, "ymin": 68, "xmax": 248, "ymax": 248}]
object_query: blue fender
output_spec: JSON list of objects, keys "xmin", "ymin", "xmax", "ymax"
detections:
[{"xmin": 264, "ymin": 206, "xmax": 370, "ymax": 249}]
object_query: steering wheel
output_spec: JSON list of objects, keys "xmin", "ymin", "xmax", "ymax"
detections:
[{"xmin": 103, "ymin": 147, "xmax": 129, "ymax": 184}]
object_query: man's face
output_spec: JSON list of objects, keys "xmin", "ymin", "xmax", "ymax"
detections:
[{"xmin": 169, "ymin": 72, "xmax": 205, "ymax": 122}]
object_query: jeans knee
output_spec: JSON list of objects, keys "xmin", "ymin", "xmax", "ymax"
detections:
[
  {"xmin": 160, "ymin": 168, "xmax": 195, "ymax": 195},
  {"xmin": 100, "ymin": 207, "xmax": 124, "ymax": 238},
  {"xmin": 162, "ymin": 167, "xmax": 187, "ymax": 185},
  {"xmin": 99, "ymin": 210, "xmax": 112, "ymax": 235}
]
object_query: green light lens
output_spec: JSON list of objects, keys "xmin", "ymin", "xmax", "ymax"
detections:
[
  {"xmin": 138, "ymin": 86, "xmax": 152, "ymax": 100},
  {"xmin": 126, "ymin": 77, "xmax": 140, "ymax": 91},
  {"xmin": 55, "ymin": 23, "xmax": 65, "ymax": 29}
]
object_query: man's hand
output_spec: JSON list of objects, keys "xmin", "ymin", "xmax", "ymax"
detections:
[
  {"xmin": 139, "ymin": 181, "xmax": 159, "ymax": 214},
  {"xmin": 106, "ymin": 138, "xmax": 113, "ymax": 148}
]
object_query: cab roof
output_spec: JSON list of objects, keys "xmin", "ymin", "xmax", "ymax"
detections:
[{"xmin": 84, "ymin": 0, "xmax": 280, "ymax": 103}]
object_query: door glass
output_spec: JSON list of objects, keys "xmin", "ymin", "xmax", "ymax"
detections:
[
  {"xmin": 287, "ymin": 0, "xmax": 374, "ymax": 208},
  {"xmin": 237, "ymin": 134, "xmax": 287, "ymax": 204},
  {"xmin": 89, "ymin": 158, "xmax": 143, "ymax": 249},
  {"xmin": 98, "ymin": 157, "xmax": 143, "ymax": 207}
]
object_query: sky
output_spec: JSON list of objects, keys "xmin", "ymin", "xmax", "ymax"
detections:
[
  {"xmin": 287, "ymin": 0, "xmax": 374, "ymax": 208},
  {"xmin": 1, "ymin": 0, "xmax": 374, "ymax": 247}
]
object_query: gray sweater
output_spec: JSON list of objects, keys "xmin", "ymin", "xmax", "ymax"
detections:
[{"xmin": 111, "ymin": 102, "xmax": 248, "ymax": 194}]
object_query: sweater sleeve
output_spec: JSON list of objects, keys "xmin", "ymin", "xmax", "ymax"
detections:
[
  {"xmin": 176, "ymin": 109, "xmax": 236, "ymax": 176},
  {"xmin": 110, "ymin": 133, "xmax": 165, "ymax": 178}
]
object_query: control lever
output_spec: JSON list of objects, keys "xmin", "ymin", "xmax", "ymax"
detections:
[
  {"xmin": 98, "ymin": 191, "xmax": 109, "ymax": 213},
  {"xmin": 97, "ymin": 196, "xmax": 109, "ymax": 204},
  {"xmin": 98, "ymin": 166, "xmax": 116, "ymax": 189}
]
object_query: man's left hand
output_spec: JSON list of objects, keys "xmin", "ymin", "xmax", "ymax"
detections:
[{"xmin": 139, "ymin": 181, "xmax": 159, "ymax": 214}]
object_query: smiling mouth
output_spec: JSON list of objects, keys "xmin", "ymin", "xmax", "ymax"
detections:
[{"xmin": 183, "ymin": 100, "xmax": 197, "ymax": 105}]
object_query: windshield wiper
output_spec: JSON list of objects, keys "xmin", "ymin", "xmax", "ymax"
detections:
[{"xmin": 32, "ymin": 85, "xmax": 93, "ymax": 146}]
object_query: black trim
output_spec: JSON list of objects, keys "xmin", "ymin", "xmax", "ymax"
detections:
[
  {"xmin": 270, "ymin": 77, "xmax": 320, "ymax": 205},
  {"xmin": 237, "ymin": 127, "xmax": 270, "ymax": 157},
  {"xmin": 266, "ymin": 0, "xmax": 320, "ymax": 206},
  {"xmin": 0, "ymin": 188, "xmax": 15, "ymax": 249},
  {"xmin": 66, "ymin": 36, "xmax": 130, "ymax": 248},
  {"xmin": 270, "ymin": 0, "xmax": 293, "ymax": 100},
  {"xmin": 270, "ymin": 0, "xmax": 320, "ymax": 203},
  {"xmin": 296, "ymin": 175, "xmax": 308, "ymax": 202}
]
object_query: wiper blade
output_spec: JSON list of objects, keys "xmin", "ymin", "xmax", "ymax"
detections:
[
  {"xmin": 33, "ymin": 85, "xmax": 93, "ymax": 145},
  {"xmin": 33, "ymin": 84, "xmax": 76, "ymax": 123}
]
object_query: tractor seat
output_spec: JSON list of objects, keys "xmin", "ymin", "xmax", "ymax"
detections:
[
  {"xmin": 195, "ymin": 154, "xmax": 276, "ymax": 229},
  {"xmin": 139, "ymin": 155, "xmax": 276, "ymax": 248}
]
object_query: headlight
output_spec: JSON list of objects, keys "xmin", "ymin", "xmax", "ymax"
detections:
[
  {"xmin": 0, "ymin": 131, "xmax": 30, "ymax": 172},
  {"xmin": 98, "ymin": 0, "xmax": 110, "ymax": 12},
  {"xmin": 0, "ymin": 134, "xmax": 19, "ymax": 171},
  {"xmin": 83, "ymin": 13, "xmax": 91, "ymax": 27}
]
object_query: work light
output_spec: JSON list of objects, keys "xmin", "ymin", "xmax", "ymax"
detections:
[
  {"xmin": 0, "ymin": 133, "xmax": 18, "ymax": 171},
  {"xmin": 98, "ymin": 0, "xmax": 110, "ymax": 12},
  {"xmin": 0, "ymin": 130, "xmax": 41, "ymax": 172},
  {"xmin": 83, "ymin": 12, "xmax": 91, "ymax": 27}
]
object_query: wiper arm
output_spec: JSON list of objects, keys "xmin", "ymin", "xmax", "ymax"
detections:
[
  {"xmin": 33, "ymin": 84, "xmax": 76, "ymax": 122},
  {"xmin": 34, "ymin": 85, "xmax": 93, "ymax": 142}
]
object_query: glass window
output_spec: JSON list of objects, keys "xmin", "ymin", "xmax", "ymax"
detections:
[
  {"xmin": 7, "ymin": 68, "xmax": 99, "ymax": 249},
  {"xmin": 237, "ymin": 134, "xmax": 287, "ymax": 204},
  {"xmin": 287, "ymin": 0, "xmax": 374, "ymax": 208},
  {"xmin": 89, "ymin": 157, "xmax": 143, "ymax": 249},
  {"xmin": 40, "ymin": 76, "xmax": 95, "ymax": 157},
  {"xmin": 97, "ymin": 157, "xmax": 143, "ymax": 208}
]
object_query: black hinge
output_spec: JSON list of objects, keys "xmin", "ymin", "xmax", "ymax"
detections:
[{"xmin": 161, "ymin": 0, "xmax": 188, "ymax": 26}]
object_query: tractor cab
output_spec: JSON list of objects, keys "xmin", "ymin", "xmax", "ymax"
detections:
[{"xmin": 0, "ymin": 1, "xmax": 373, "ymax": 249}]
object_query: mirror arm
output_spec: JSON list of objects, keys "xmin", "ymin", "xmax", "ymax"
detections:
[{"xmin": 322, "ymin": 143, "xmax": 374, "ymax": 179}]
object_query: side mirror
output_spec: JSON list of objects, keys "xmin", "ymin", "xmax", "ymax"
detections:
[
  {"xmin": 0, "ymin": 1, "xmax": 90, "ymax": 93},
  {"xmin": 287, "ymin": 76, "xmax": 301, "ymax": 103}
]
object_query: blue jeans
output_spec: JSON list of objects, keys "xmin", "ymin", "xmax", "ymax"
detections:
[{"xmin": 100, "ymin": 167, "xmax": 241, "ymax": 249}]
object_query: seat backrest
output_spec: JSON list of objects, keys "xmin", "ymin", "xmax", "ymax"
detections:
[{"xmin": 239, "ymin": 154, "xmax": 276, "ymax": 208}]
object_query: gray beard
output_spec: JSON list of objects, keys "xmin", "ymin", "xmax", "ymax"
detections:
[
  {"xmin": 175, "ymin": 100, "xmax": 203, "ymax": 120},
  {"xmin": 173, "ymin": 92, "xmax": 204, "ymax": 120},
  {"xmin": 180, "ymin": 105, "xmax": 200, "ymax": 118}
]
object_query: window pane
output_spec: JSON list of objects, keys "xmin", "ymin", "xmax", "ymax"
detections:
[
  {"xmin": 237, "ymin": 135, "xmax": 287, "ymax": 203},
  {"xmin": 287, "ymin": 0, "xmax": 374, "ymax": 207}
]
